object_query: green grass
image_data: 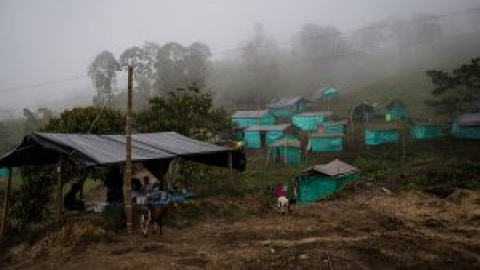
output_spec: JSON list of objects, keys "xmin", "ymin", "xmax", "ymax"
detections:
[{"xmin": 319, "ymin": 71, "xmax": 438, "ymax": 119}]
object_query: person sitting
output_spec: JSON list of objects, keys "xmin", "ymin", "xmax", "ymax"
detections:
[
  {"xmin": 140, "ymin": 176, "xmax": 153, "ymax": 195},
  {"xmin": 64, "ymin": 182, "xmax": 85, "ymax": 212},
  {"xmin": 104, "ymin": 165, "xmax": 124, "ymax": 205}
]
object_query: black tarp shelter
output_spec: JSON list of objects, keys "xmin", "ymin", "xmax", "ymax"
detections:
[
  {"xmin": 0, "ymin": 131, "xmax": 246, "ymax": 234},
  {"xmin": 0, "ymin": 131, "xmax": 245, "ymax": 170}
]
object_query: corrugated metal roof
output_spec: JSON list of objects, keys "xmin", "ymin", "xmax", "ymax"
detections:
[
  {"xmin": 231, "ymin": 110, "xmax": 270, "ymax": 118},
  {"xmin": 271, "ymin": 139, "xmax": 301, "ymax": 148},
  {"xmin": 302, "ymin": 159, "xmax": 359, "ymax": 177},
  {"xmin": 267, "ymin": 97, "xmax": 306, "ymax": 109},
  {"xmin": 456, "ymin": 113, "xmax": 480, "ymax": 126},
  {"xmin": 245, "ymin": 124, "xmax": 290, "ymax": 131},
  {"xmin": 295, "ymin": 111, "xmax": 333, "ymax": 117},
  {"xmin": 0, "ymin": 132, "xmax": 240, "ymax": 169}
]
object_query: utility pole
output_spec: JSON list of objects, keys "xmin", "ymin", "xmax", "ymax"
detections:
[
  {"xmin": 123, "ymin": 66, "xmax": 133, "ymax": 234},
  {"xmin": 1, "ymin": 168, "xmax": 12, "ymax": 235}
]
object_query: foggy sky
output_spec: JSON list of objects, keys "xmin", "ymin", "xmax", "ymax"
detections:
[{"xmin": 0, "ymin": 0, "xmax": 479, "ymax": 115}]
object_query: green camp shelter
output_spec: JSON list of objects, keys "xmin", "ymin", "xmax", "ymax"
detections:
[
  {"xmin": 352, "ymin": 103, "xmax": 376, "ymax": 122},
  {"xmin": 322, "ymin": 120, "xmax": 347, "ymax": 133},
  {"xmin": 296, "ymin": 159, "xmax": 359, "ymax": 202},
  {"xmin": 385, "ymin": 99, "xmax": 407, "ymax": 121},
  {"xmin": 292, "ymin": 111, "xmax": 333, "ymax": 131},
  {"xmin": 308, "ymin": 132, "xmax": 344, "ymax": 152},
  {"xmin": 244, "ymin": 124, "xmax": 298, "ymax": 149},
  {"xmin": 410, "ymin": 121, "xmax": 442, "ymax": 139},
  {"xmin": 266, "ymin": 97, "xmax": 309, "ymax": 118},
  {"xmin": 452, "ymin": 113, "xmax": 480, "ymax": 139},
  {"xmin": 231, "ymin": 110, "xmax": 275, "ymax": 128},
  {"xmin": 0, "ymin": 167, "xmax": 8, "ymax": 178},
  {"xmin": 270, "ymin": 139, "xmax": 302, "ymax": 164},
  {"xmin": 365, "ymin": 124, "xmax": 400, "ymax": 145},
  {"xmin": 313, "ymin": 85, "xmax": 340, "ymax": 100}
]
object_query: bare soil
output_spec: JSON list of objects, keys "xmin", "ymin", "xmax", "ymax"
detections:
[{"xmin": 1, "ymin": 186, "xmax": 479, "ymax": 270}]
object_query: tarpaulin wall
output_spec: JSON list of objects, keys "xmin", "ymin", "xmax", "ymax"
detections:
[
  {"xmin": 297, "ymin": 172, "xmax": 359, "ymax": 202},
  {"xmin": 364, "ymin": 129, "xmax": 399, "ymax": 145},
  {"xmin": 309, "ymin": 137, "xmax": 343, "ymax": 152},
  {"xmin": 410, "ymin": 125, "xmax": 441, "ymax": 139}
]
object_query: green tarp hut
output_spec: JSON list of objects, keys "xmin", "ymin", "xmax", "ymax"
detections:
[
  {"xmin": 312, "ymin": 86, "xmax": 340, "ymax": 100},
  {"xmin": 385, "ymin": 99, "xmax": 407, "ymax": 121},
  {"xmin": 292, "ymin": 111, "xmax": 333, "ymax": 131},
  {"xmin": 270, "ymin": 139, "xmax": 302, "ymax": 164},
  {"xmin": 365, "ymin": 124, "xmax": 399, "ymax": 145},
  {"xmin": 308, "ymin": 132, "xmax": 344, "ymax": 152},
  {"xmin": 244, "ymin": 124, "xmax": 297, "ymax": 149},
  {"xmin": 0, "ymin": 167, "xmax": 8, "ymax": 178},
  {"xmin": 266, "ymin": 97, "xmax": 309, "ymax": 118},
  {"xmin": 296, "ymin": 159, "xmax": 359, "ymax": 202},
  {"xmin": 452, "ymin": 113, "xmax": 480, "ymax": 139},
  {"xmin": 322, "ymin": 120, "xmax": 347, "ymax": 133},
  {"xmin": 352, "ymin": 103, "xmax": 376, "ymax": 122},
  {"xmin": 231, "ymin": 110, "xmax": 275, "ymax": 128},
  {"xmin": 410, "ymin": 121, "xmax": 442, "ymax": 139}
]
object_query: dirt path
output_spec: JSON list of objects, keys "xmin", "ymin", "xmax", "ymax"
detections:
[{"xmin": 2, "ymin": 190, "xmax": 480, "ymax": 270}]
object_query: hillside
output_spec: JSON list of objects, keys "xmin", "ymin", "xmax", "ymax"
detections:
[{"xmin": 325, "ymin": 71, "xmax": 436, "ymax": 119}]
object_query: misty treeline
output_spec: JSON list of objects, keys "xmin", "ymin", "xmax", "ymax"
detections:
[{"xmin": 87, "ymin": 10, "xmax": 480, "ymax": 113}]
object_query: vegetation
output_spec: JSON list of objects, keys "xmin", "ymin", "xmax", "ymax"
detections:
[{"xmin": 426, "ymin": 58, "xmax": 480, "ymax": 116}]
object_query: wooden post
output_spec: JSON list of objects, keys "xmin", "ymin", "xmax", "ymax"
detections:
[
  {"xmin": 56, "ymin": 162, "xmax": 63, "ymax": 223},
  {"xmin": 123, "ymin": 66, "xmax": 134, "ymax": 234},
  {"xmin": 1, "ymin": 167, "xmax": 13, "ymax": 235},
  {"xmin": 228, "ymin": 152, "xmax": 233, "ymax": 185}
]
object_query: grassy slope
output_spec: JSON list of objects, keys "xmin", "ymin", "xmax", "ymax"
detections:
[{"xmin": 325, "ymin": 71, "xmax": 436, "ymax": 119}]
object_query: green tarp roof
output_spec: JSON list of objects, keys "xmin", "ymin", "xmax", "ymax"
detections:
[{"xmin": 0, "ymin": 132, "xmax": 245, "ymax": 170}]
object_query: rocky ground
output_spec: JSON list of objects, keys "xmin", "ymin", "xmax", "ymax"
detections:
[{"xmin": 1, "ymin": 186, "xmax": 479, "ymax": 270}]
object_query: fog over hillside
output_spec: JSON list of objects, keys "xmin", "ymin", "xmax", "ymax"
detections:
[{"xmin": 0, "ymin": 0, "xmax": 479, "ymax": 118}]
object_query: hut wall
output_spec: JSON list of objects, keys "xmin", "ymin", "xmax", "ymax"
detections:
[
  {"xmin": 364, "ymin": 129, "xmax": 399, "ymax": 145},
  {"xmin": 410, "ymin": 125, "xmax": 441, "ymax": 139},
  {"xmin": 451, "ymin": 123, "xmax": 480, "ymax": 139},
  {"xmin": 309, "ymin": 137, "xmax": 343, "ymax": 152},
  {"xmin": 245, "ymin": 131, "xmax": 261, "ymax": 148},
  {"xmin": 272, "ymin": 147, "xmax": 301, "ymax": 164},
  {"xmin": 297, "ymin": 172, "xmax": 359, "ymax": 202}
]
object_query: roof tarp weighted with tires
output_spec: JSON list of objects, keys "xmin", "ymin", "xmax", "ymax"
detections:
[{"xmin": 0, "ymin": 132, "xmax": 246, "ymax": 171}]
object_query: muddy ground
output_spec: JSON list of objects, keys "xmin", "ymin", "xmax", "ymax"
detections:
[{"xmin": 1, "ymin": 186, "xmax": 479, "ymax": 270}]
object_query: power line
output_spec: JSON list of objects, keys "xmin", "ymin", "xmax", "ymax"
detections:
[
  {"xmin": 3, "ymin": 6, "xmax": 479, "ymax": 94},
  {"xmin": 211, "ymin": 29, "xmax": 480, "ymax": 79},
  {"xmin": 0, "ymin": 75, "xmax": 89, "ymax": 93},
  {"xmin": 1, "ymin": 6, "xmax": 479, "ymax": 112},
  {"xmin": 211, "ymin": 6, "xmax": 480, "ymax": 56}
]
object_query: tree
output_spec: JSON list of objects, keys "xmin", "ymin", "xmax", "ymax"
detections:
[
  {"xmin": 88, "ymin": 51, "xmax": 120, "ymax": 107},
  {"xmin": 8, "ymin": 106, "xmax": 126, "ymax": 230},
  {"xmin": 425, "ymin": 58, "xmax": 480, "ymax": 116},
  {"xmin": 44, "ymin": 106, "xmax": 125, "ymax": 134},
  {"xmin": 136, "ymin": 86, "xmax": 231, "ymax": 140},
  {"xmin": 153, "ymin": 42, "xmax": 211, "ymax": 96},
  {"xmin": 119, "ymin": 43, "xmax": 159, "ymax": 106},
  {"xmin": 295, "ymin": 24, "xmax": 347, "ymax": 59},
  {"xmin": 239, "ymin": 24, "xmax": 280, "ymax": 106}
]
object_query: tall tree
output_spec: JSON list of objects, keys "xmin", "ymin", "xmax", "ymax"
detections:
[
  {"xmin": 88, "ymin": 51, "xmax": 120, "ymax": 107},
  {"xmin": 119, "ymin": 43, "xmax": 159, "ymax": 106},
  {"xmin": 239, "ymin": 24, "xmax": 280, "ymax": 106},
  {"xmin": 153, "ymin": 42, "xmax": 211, "ymax": 96},
  {"xmin": 425, "ymin": 58, "xmax": 480, "ymax": 117},
  {"xmin": 136, "ymin": 86, "xmax": 231, "ymax": 140}
]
